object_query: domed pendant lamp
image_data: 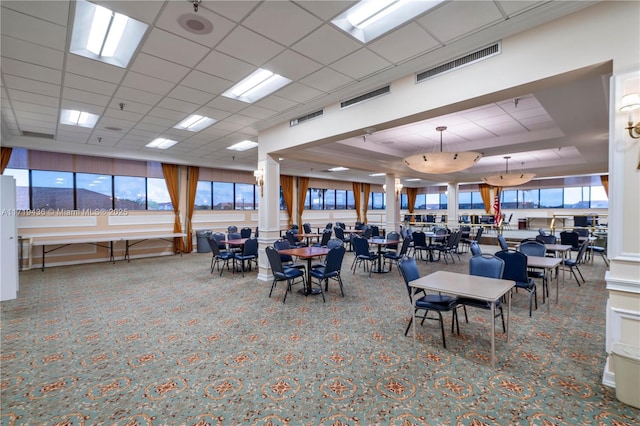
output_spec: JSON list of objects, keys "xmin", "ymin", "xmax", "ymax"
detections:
[
  {"xmin": 403, "ymin": 126, "xmax": 482, "ymax": 174},
  {"xmin": 482, "ymin": 156, "xmax": 536, "ymax": 187}
]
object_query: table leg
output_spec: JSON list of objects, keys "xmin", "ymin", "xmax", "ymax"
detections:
[
  {"xmin": 490, "ymin": 301, "xmax": 496, "ymax": 368},
  {"xmin": 506, "ymin": 290, "xmax": 511, "ymax": 341}
]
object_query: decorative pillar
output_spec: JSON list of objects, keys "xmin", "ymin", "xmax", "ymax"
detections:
[
  {"xmin": 446, "ymin": 182, "xmax": 459, "ymax": 230},
  {"xmin": 256, "ymin": 154, "xmax": 280, "ymax": 282},
  {"xmin": 384, "ymin": 174, "xmax": 402, "ymax": 234}
]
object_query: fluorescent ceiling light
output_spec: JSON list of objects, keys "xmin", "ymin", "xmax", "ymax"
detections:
[
  {"xmin": 332, "ymin": 0, "xmax": 444, "ymax": 43},
  {"xmin": 60, "ymin": 109, "xmax": 99, "ymax": 128},
  {"xmin": 369, "ymin": 173, "xmax": 386, "ymax": 177},
  {"xmin": 146, "ymin": 138, "xmax": 178, "ymax": 149},
  {"xmin": 70, "ymin": 0, "xmax": 148, "ymax": 68},
  {"xmin": 173, "ymin": 115, "xmax": 216, "ymax": 132},
  {"xmin": 227, "ymin": 140, "xmax": 258, "ymax": 151},
  {"xmin": 222, "ymin": 68, "xmax": 292, "ymax": 103},
  {"xmin": 328, "ymin": 167, "xmax": 350, "ymax": 172},
  {"xmin": 404, "ymin": 178, "xmax": 421, "ymax": 181}
]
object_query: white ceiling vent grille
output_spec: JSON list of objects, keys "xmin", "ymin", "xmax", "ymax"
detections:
[
  {"xmin": 340, "ymin": 86, "xmax": 390, "ymax": 109},
  {"xmin": 416, "ymin": 42, "xmax": 501, "ymax": 83},
  {"xmin": 290, "ymin": 109, "xmax": 324, "ymax": 127},
  {"xmin": 22, "ymin": 131, "xmax": 55, "ymax": 139}
]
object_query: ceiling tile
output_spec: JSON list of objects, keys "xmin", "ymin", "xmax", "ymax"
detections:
[
  {"xmin": 168, "ymin": 85, "xmax": 216, "ymax": 105},
  {"xmin": 10, "ymin": 101, "xmax": 58, "ymax": 117},
  {"xmin": 0, "ymin": 37, "xmax": 64, "ymax": 69},
  {"xmin": 64, "ymin": 73, "xmax": 117, "ymax": 96},
  {"xmin": 293, "ymin": 1, "xmax": 352, "ymax": 21},
  {"xmin": 255, "ymin": 95, "xmax": 298, "ymax": 113},
  {"xmin": 216, "ymin": 26, "xmax": 285, "ymax": 66},
  {"xmin": 148, "ymin": 107, "xmax": 187, "ymax": 121},
  {"xmin": 2, "ymin": 58, "xmax": 62, "ymax": 85},
  {"xmin": 300, "ymin": 68, "xmax": 353, "ymax": 93},
  {"xmin": 114, "ymin": 86, "xmax": 163, "ymax": 106},
  {"xmin": 329, "ymin": 48, "xmax": 392, "ymax": 80},
  {"xmin": 141, "ymin": 28, "xmax": 210, "ymax": 67},
  {"xmin": 291, "ymin": 25, "xmax": 361, "ymax": 66},
  {"xmin": 275, "ymin": 82, "xmax": 324, "ymax": 104},
  {"xmin": 263, "ymin": 49, "xmax": 323, "ymax": 81},
  {"xmin": 157, "ymin": 97, "xmax": 199, "ymax": 114},
  {"xmin": 1, "ymin": 1, "xmax": 69, "ymax": 26},
  {"xmin": 0, "ymin": 7, "xmax": 66, "ymax": 50},
  {"xmin": 63, "ymin": 87, "xmax": 111, "ymax": 107},
  {"xmin": 417, "ymin": 1, "xmax": 504, "ymax": 43},
  {"xmin": 196, "ymin": 50, "xmax": 255, "ymax": 82},
  {"xmin": 8, "ymin": 89, "xmax": 58, "ymax": 108},
  {"xmin": 369, "ymin": 23, "xmax": 440, "ymax": 64},
  {"xmin": 201, "ymin": 1, "xmax": 260, "ymax": 22},
  {"xmin": 3, "ymin": 75, "xmax": 60, "ymax": 98},
  {"xmin": 154, "ymin": 2, "xmax": 236, "ymax": 46},
  {"xmin": 97, "ymin": 0, "xmax": 164, "ymax": 24},
  {"xmin": 181, "ymin": 70, "xmax": 234, "ymax": 95},
  {"xmin": 242, "ymin": 1, "xmax": 322, "ymax": 46},
  {"xmin": 130, "ymin": 53, "xmax": 191, "ymax": 84},
  {"xmin": 65, "ymin": 55, "xmax": 126, "ymax": 84},
  {"xmin": 206, "ymin": 96, "xmax": 249, "ymax": 114},
  {"xmin": 120, "ymin": 71, "xmax": 175, "ymax": 96}
]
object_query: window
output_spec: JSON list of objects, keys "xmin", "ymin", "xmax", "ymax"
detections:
[
  {"xmin": 415, "ymin": 194, "xmax": 426, "ymax": 209},
  {"xmin": 519, "ymin": 189, "xmax": 540, "ymax": 209},
  {"xmin": 213, "ymin": 182, "xmax": 233, "ymax": 210},
  {"xmin": 539, "ymin": 188, "xmax": 562, "ymax": 208},
  {"xmin": 32, "ymin": 170, "xmax": 74, "ymax": 210},
  {"xmin": 346, "ymin": 190, "xmax": 355, "ymax": 209},
  {"xmin": 235, "ymin": 183, "xmax": 254, "ymax": 210},
  {"xmin": 335, "ymin": 190, "xmax": 347, "ymax": 209},
  {"xmin": 501, "ymin": 190, "xmax": 518, "ymax": 209},
  {"xmin": 308, "ymin": 188, "xmax": 323, "ymax": 210},
  {"xmin": 76, "ymin": 173, "xmax": 112, "ymax": 209},
  {"xmin": 114, "ymin": 176, "xmax": 146, "ymax": 210},
  {"xmin": 425, "ymin": 194, "xmax": 439, "ymax": 210},
  {"xmin": 147, "ymin": 177, "xmax": 172, "ymax": 210},
  {"xmin": 400, "ymin": 193, "xmax": 408, "ymax": 209},
  {"xmin": 563, "ymin": 187, "xmax": 588, "ymax": 208},
  {"xmin": 195, "ymin": 181, "xmax": 212, "ymax": 210},
  {"xmin": 458, "ymin": 192, "xmax": 471, "ymax": 209},
  {"xmin": 325, "ymin": 189, "xmax": 336, "ymax": 210},
  {"xmin": 3, "ymin": 168, "xmax": 30, "ymax": 210},
  {"xmin": 439, "ymin": 193, "xmax": 448, "ymax": 209},
  {"xmin": 369, "ymin": 192, "xmax": 385, "ymax": 209},
  {"xmin": 590, "ymin": 185, "xmax": 608, "ymax": 208}
]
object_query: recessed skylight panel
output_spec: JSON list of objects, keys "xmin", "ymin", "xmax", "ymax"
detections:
[{"xmin": 222, "ymin": 69, "xmax": 292, "ymax": 104}]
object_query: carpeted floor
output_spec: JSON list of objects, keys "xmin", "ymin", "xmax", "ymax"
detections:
[{"xmin": 1, "ymin": 244, "xmax": 638, "ymax": 425}]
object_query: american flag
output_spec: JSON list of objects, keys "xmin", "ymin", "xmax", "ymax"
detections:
[{"xmin": 493, "ymin": 190, "xmax": 502, "ymax": 226}]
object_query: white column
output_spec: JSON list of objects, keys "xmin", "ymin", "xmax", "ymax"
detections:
[
  {"xmin": 603, "ymin": 70, "xmax": 640, "ymax": 389},
  {"xmin": 384, "ymin": 174, "xmax": 402, "ymax": 235},
  {"xmin": 446, "ymin": 182, "xmax": 459, "ymax": 230},
  {"xmin": 256, "ymin": 155, "xmax": 280, "ymax": 282}
]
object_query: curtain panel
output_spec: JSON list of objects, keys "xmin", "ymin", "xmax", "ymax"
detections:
[
  {"xmin": 362, "ymin": 183, "xmax": 371, "ymax": 224},
  {"xmin": 297, "ymin": 176, "xmax": 309, "ymax": 228},
  {"xmin": 0, "ymin": 147, "xmax": 12, "ymax": 173},
  {"xmin": 185, "ymin": 166, "xmax": 199, "ymax": 253},
  {"xmin": 406, "ymin": 187, "xmax": 418, "ymax": 221},
  {"xmin": 600, "ymin": 175, "xmax": 608, "ymax": 196},
  {"xmin": 479, "ymin": 183, "xmax": 492, "ymax": 213},
  {"xmin": 161, "ymin": 163, "xmax": 184, "ymax": 253},
  {"xmin": 352, "ymin": 182, "xmax": 362, "ymax": 223},
  {"xmin": 281, "ymin": 175, "xmax": 294, "ymax": 228}
]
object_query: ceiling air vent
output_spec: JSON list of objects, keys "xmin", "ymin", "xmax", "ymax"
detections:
[
  {"xmin": 290, "ymin": 109, "xmax": 324, "ymax": 127},
  {"xmin": 22, "ymin": 131, "xmax": 55, "ymax": 139},
  {"xmin": 416, "ymin": 42, "xmax": 501, "ymax": 83},
  {"xmin": 340, "ymin": 85, "xmax": 390, "ymax": 109}
]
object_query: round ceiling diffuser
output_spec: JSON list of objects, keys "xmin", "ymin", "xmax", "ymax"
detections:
[{"xmin": 177, "ymin": 13, "xmax": 213, "ymax": 35}]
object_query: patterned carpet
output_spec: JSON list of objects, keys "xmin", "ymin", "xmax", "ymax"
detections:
[{"xmin": 1, "ymin": 244, "xmax": 639, "ymax": 425}]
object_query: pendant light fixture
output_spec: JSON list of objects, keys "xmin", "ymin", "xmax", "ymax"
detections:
[
  {"xmin": 403, "ymin": 126, "xmax": 482, "ymax": 174},
  {"xmin": 482, "ymin": 156, "xmax": 536, "ymax": 187}
]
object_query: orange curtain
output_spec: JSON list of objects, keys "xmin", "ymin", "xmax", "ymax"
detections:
[
  {"xmin": 600, "ymin": 175, "xmax": 608, "ymax": 197},
  {"xmin": 352, "ymin": 182, "xmax": 362, "ymax": 223},
  {"xmin": 479, "ymin": 183, "xmax": 492, "ymax": 213},
  {"xmin": 406, "ymin": 187, "xmax": 418, "ymax": 221},
  {"xmin": 297, "ymin": 176, "xmax": 309, "ymax": 227},
  {"xmin": 362, "ymin": 183, "xmax": 371, "ymax": 224},
  {"xmin": 184, "ymin": 166, "xmax": 199, "ymax": 253},
  {"xmin": 281, "ymin": 175, "xmax": 294, "ymax": 227},
  {"xmin": 161, "ymin": 163, "xmax": 184, "ymax": 253},
  {"xmin": 0, "ymin": 147, "xmax": 12, "ymax": 173}
]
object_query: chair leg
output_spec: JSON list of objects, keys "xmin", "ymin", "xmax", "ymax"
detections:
[
  {"xmin": 404, "ymin": 314, "xmax": 414, "ymax": 336},
  {"xmin": 575, "ymin": 266, "xmax": 585, "ymax": 284},
  {"xmin": 437, "ymin": 311, "xmax": 446, "ymax": 348}
]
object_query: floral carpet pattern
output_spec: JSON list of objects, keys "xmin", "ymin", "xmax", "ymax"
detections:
[{"xmin": 1, "ymin": 244, "xmax": 639, "ymax": 425}]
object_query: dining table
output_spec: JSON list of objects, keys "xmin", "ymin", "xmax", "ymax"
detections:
[
  {"xmin": 276, "ymin": 246, "xmax": 331, "ymax": 296},
  {"xmin": 525, "ymin": 255, "xmax": 562, "ymax": 307},
  {"xmin": 408, "ymin": 270, "xmax": 514, "ymax": 367},
  {"xmin": 367, "ymin": 238, "xmax": 399, "ymax": 273}
]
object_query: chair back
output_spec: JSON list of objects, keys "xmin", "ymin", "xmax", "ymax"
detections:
[
  {"xmin": 560, "ymin": 231, "xmax": 580, "ymax": 249},
  {"xmin": 318, "ymin": 229, "xmax": 332, "ymax": 246},
  {"xmin": 327, "ymin": 238, "xmax": 344, "ymax": 249},
  {"xmin": 370, "ymin": 225, "xmax": 380, "ymax": 237},
  {"xmin": 303, "ymin": 223, "xmax": 312, "ymax": 233},
  {"xmin": 497, "ymin": 234, "xmax": 509, "ymax": 251},
  {"xmin": 398, "ymin": 236, "xmax": 412, "ymax": 257},
  {"xmin": 265, "ymin": 246, "xmax": 285, "ymax": 276},
  {"xmin": 460, "ymin": 225, "xmax": 471, "ymax": 239},
  {"xmin": 495, "ymin": 250, "xmax": 529, "ymax": 283},
  {"xmin": 469, "ymin": 254, "xmax": 505, "ymax": 279},
  {"xmin": 519, "ymin": 241, "xmax": 546, "ymax": 257},
  {"xmin": 212, "ymin": 232, "xmax": 226, "ymax": 249},
  {"xmin": 243, "ymin": 238, "xmax": 258, "ymax": 256},
  {"xmin": 536, "ymin": 234, "xmax": 557, "ymax": 245},
  {"xmin": 354, "ymin": 221, "xmax": 364, "ymax": 230},
  {"xmin": 207, "ymin": 236, "xmax": 221, "ymax": 255},
  {"xmin": 434, "ymin": 227, "xmax": 447, "ymax": 243},
  {"xmin": 538, "ymin": 228, "xmax": 547, "ymax": 236},
  {"xmin": 352, "ymin": 236, "xmax": 370, "ymax": 256},
  {"xmin": 227, "ymin": 225, "xmax": 238, "ymax": 233},
  {"xmin": 334, "ymin": 226, "xmax": 346, "ymax": 241},
  {"xmin": 240, "ymin": 227, "xmax": 252, "ymax": 238},
  {"xmin": 324, "ymin": 246, "xmax": 346, "ymax": 274},
  {"xmin": 574, "ymin": 228, "xmax": 589, "ymax": 237},
  {"xmin": 398, "ymin": 257, "xmax": 420, "ymax": 297},
  {"xmin": 285, "ymin": 231, "xmax": 300, "ymax": 246},
  {"xmin": 274, "ymin": 239, "xmax": 294, "ymax": 262},
  {"xmin": 575, "ymin": 240, "xmax": 589, "ymax": 264},
  {"xmin": 325, "ymin": 222, "xmax": 333, "ymax": 230},
  {"xmin": 386, "ymin": 231, "xmax": 400, "ymax": 251},
  {"xmin": 336, "ymin": 222, "xmax": 346, "ymax": 229},
  {"xmin": 363, "ymin": 227, "xmax": 373, "ymax": 239},
  {"xmin": 411, "ymin": 231, "xmax": 427, "ymax": 247},
  {"xmin": 506, "ymin": 213, "xmax": 513, "ymax": 223},
  {"xmin": 474, "ymin": 226, "xmax": 484, "ymax": 241},
  {"xmin": 470, "ymin": 242, "xmax": 482, "ymax": 256}
]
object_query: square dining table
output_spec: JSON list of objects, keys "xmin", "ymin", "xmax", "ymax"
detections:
[
  {"xmin": 408, "ymin": 270, "xmax": 514, "ymax": 367},
  {"xmin": 276, "ymin": 246, "xmax": 331, "ymax": 296}
]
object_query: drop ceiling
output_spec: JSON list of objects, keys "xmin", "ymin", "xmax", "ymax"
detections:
[{"xmin": 1, "ymin": 0, "xmax": 609, "ymax": 186}]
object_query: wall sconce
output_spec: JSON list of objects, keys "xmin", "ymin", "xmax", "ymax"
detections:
[
  {"xmin": 620, "ymin": 93, "xmax": 640, "ymax": 139},
  {"xmin": 253, "ymin": 169, "xmax": 264, "ymax": 196},
  {"xmin": 383, "ymin": 178, "xmax": 403, "ymax": 200}
]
